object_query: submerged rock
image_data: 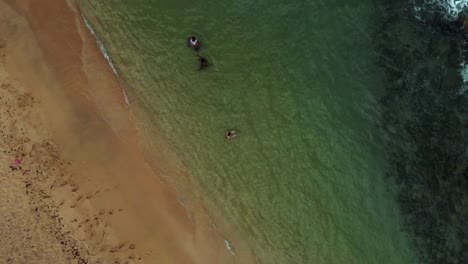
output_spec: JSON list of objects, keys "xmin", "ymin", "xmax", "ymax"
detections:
[{"xmin": 376, "ymin": 1, "xmax": 468, "ymax": 263}]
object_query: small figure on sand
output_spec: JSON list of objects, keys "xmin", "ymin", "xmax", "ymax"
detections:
[
  {"xmin": 10, "ymin": 158, "xmax": 22, "ymax": 171},
  {"xmin": 197, "ymin": 55, "xmax": 208, "ymax": 70},
  {"xmin": 187, "ymin": 36, "xmax": 201, "ymax": 52},
  {"xmin": 225, "ymin": 129, "xmax": 237, "ymax": 140}
]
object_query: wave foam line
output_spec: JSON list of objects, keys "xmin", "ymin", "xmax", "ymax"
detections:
[{"xmin": 82, "ymin": 16, "xmax": 130, "ymax": 105}]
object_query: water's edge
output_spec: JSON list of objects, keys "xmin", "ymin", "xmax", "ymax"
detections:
[
  {"xmin": 76, "ymin": 6, "xmax": 252, "ymax": 259},
  {"xmin": 80, "ymin": 11, "xmax": 130, "ymax": 105}
]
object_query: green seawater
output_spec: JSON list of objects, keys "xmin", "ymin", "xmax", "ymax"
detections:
[{"xmin": 77, "ymin": 0, "xmax": 416, "ymax": 263}]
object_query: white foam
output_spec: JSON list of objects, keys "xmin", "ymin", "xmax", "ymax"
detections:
[
  {"xmin": 460, "ymin": 61, "xmax": 468, "ymax": 82},
  {"xmin": 224, "ymin": 240, "xmax": 236, "ymax": 256},
  {"xmin": 82, "ymin": 16, "xmax": 130, "ymax": 105},
  {"xmin": 458, "ymin": 62, "xmax": 468, "ymax": 94},
  {"xmin": 420, "ymin": 0, "xmax": 468, "ymax": 20},
  {"xmin": 122, "ymin": 88, "xmax": 130, "ymax": 105},
  {"xmin": 83, "ymin": 18, "xmax": 119, "ymax": 75}
]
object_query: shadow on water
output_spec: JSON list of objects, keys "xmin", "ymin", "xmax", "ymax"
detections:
[{"xmin": 376, "ymin": 0, "xmax": 468, "ymax": 263}]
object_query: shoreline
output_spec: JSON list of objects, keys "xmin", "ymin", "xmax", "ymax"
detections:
[
  {"xmin": 80, "ymin": 13, "xmax": 129, "ymax": 105},
  {"xmin": 74, "ymin": 1, "xmax": 254, "ymax": 260},
  {"xmin": 75, "ymin": 1, "xmax": 257, "ymax": 261},
  {"xmin": 0, "ymin": 0, "xmax": 256, "ymax": 263}
]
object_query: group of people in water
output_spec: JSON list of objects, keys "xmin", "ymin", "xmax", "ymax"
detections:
[
  {"xmin": 187, "ymin": 36, "xmax": 238, "ymax": 140},
  {"xmin": 187, "ymin": 36, "xmax": 208, "ymax": 70}
]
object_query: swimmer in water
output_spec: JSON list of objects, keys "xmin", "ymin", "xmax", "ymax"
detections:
[
  {"xmin": 225, "ymin": 130, "xmax": 237, "ymax": 140},
  {"xmin": 197, "ymin": 55, "xmax": 208, "ymax": 70},
  {"xmin": 187, "ymin": 36, "xmax": 200, "ymax": 51}
]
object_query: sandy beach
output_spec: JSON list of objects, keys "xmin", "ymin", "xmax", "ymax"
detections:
[{"xmin": 0, "ymin": 0, "xmax": 254, "ymax": 263}]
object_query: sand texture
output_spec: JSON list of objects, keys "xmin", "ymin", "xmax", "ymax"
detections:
[{"xmin": 0, "ymin": 39, "xmax": 82, "ymax": 263}]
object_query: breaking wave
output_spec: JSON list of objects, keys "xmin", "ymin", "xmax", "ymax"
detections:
[
  {"xmin": 378, "ymin": 1, "xmax": 468, "ymax": 263},
  {"xmin": 413, "ymin": 0, "xmax": 468, "ymax": 20}
]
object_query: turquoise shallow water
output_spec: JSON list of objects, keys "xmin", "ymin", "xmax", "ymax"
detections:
[{"xmin": 77, "ymin": 0, "xmax": 416, "ymax": 263}]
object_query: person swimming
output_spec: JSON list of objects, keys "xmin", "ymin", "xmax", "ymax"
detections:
[
  {"xmin": 187, "ymin": 36, "xmax": 200, "ymax": 51},
  {"xmin": 197, "ymin": 55, "xmax": 208, "ymax": 70},
  {"xmin": 225, "ymin": 130, "xmax": 237, "ymax": 140}
]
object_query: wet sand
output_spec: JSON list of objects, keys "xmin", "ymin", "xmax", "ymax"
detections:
[{"xmin": 0, "ymin": 0, "xmax": 255, "ymax": 263}]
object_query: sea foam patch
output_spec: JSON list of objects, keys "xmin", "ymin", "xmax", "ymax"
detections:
[
  {"xmin": 460, "ymin": 62, "xmax": 468, "ymax": 82},
  {"xmin": 440, "ymin": 0, "xmax": 468, "ymax": 19},
  {"xmin": 458, "ymin": 62, "xmax": 468, "ymax": 94},
  {"xmin": 415, "ymin": 0, "xmax": 468, "ymax": 20},
  {"xmin": 224, "ymin": 240, "xmax": 235, "ymax": 255}
]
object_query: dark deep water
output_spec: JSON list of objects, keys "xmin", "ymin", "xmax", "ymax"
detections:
[{"xmin": 378, "ymin": 1, "xmax": 468, "ymax": 263}]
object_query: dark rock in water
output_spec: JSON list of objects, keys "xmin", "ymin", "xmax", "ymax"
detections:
[
  {"xmin": 458, "ymin": 16, "xmax": 468, "ymax": 32},
  {"xmin": 376, "ymin": 1, "xmax": 468, "ymax": 263}
]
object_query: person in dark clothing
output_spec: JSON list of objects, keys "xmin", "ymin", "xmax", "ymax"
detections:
[
  {"xmin": 225, "ymin": 130, "xmax": 237, "ymax": 140},
  {"xmin": 198, "ymin": 55, "xmax": 208, "ymax": 70}
]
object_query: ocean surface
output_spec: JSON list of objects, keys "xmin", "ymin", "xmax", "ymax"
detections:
[{"xmin": 76, "ymin": 0, "xmax": 468, "ymax": 263}]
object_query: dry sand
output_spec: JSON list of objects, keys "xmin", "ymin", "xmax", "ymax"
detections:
[{"xmin": 0, "ymin": 0, "xmax": 256, "ymax": 263}]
